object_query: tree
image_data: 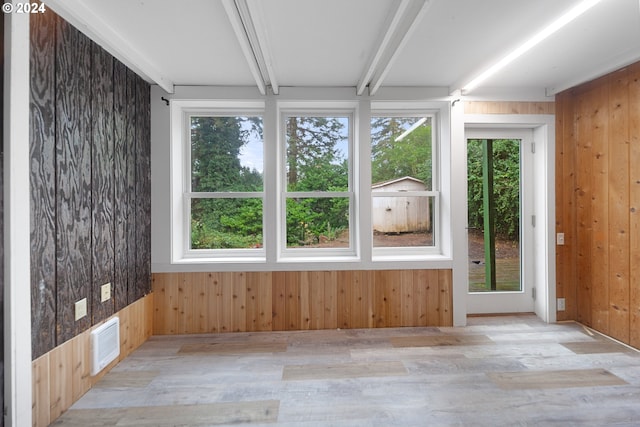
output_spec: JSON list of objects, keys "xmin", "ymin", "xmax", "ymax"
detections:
[
  {"xmin": 467, "ymin": 139, "xmax": 520, "ymax": 241},
  {"xmin": 371, "ymin": 117, "xmax": 432, "ymax": 188},
  {"xmin": 285, "ymin": 116, "xmax": 349, "ymax": 245},
  {"xmin": 286, "ymin": 116, "xmax": 346, "ymax": 190},
  {"xmin": 190, "ymin": 116, "xmax": 263, "ymax": 249}
]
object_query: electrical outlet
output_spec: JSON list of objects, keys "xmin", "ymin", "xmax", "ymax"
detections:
[
  {"xmin": 557, "ymin": 233, "xmax": 565, "ymax": 245},
  {"xmin": 557, "ymin": 298, "xmax": 566, "ymax": 311},
  {"xmin": 75, "ymin": 298, "xmax": 87, "ymax": 321},
  {"xmin": 101, "ymin": 283, "xmax": 111, "ymax": 302}
]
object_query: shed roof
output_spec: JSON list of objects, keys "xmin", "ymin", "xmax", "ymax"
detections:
[{"xmin": 371, "ymin": 176, "xmax": 425, "ymax": 189}]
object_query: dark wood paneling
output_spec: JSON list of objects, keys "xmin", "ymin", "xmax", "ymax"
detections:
[
  {"xmin": 91, "ymin": 41, "xmax": 115, "ymax": 322},
  {"xmin": 113, "ymin": 60, "xmax": 130, "ymax": 313},
  {"xmin": 29, "ymin": 8, "xmax": 58, "ymax": 358},
  {"xmin": 125, "ymin": 69, "xmax": 138, "ymax": 304},
  {"xmin": 30, "ymin": 8, "xmax": 152, "ymax": 356},
  {"xmin": 134, "ymin": 75, "xmax": 151, "ymax": 300},
  {"xmin": 55, "ymin": 20, "xmax": 93, "ymax": 342}
]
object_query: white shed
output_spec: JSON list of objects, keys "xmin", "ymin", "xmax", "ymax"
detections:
[{"xmin": 372, "ymin": 176, "xmax": 431, "ymax": 233}]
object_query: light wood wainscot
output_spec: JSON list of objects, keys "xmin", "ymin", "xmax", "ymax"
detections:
[{"xmin": 152, "ymin": 269, "xmax": 453, "ymax": 335}]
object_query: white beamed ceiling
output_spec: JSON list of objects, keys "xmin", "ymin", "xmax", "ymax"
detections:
[{"xmin": 44, "ymin": 0, "xmax": 640, "ymax": 96}]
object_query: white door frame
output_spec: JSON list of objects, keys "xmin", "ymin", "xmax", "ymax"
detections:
[
  {"xmin": 461, "ymin": 114, "xmax": 556, "ymax": 323},
  {"xmin": 4, "ymin": 7, "xmax": 33, "ymax": 426},
  {"xmin": 465, "ymin": 128, "xmax": 535, "ymax": 314}
]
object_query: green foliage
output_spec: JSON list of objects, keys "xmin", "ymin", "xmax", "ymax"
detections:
[
  {"xmin": 190, "ymin": 116, "xmax": 264, "ymax": 249},
  {"xmin": 286, "ymin": 196, "xmax": 349, "ymax": 246},
  {"xmin": 190, "ymin": 116, "xmax": 262, "ymax": 192},
  {"xmin": 285, "ymin": 158, "xmax": 350, "ymax": 246},
  {"xmin": 284, "ymin": 116, "xmax": 350, "ymax": 246},
  {"xmin": 286, "ymin": 116, "xmax": 347, "ymax": 190},
  {"xmin": 190, "ymin": 114, "xmax": 351, "ymax": 248},
  {"xmin": 371, "ymin": 117, "xmax": 432, "ymax": 188},
  {"xmin": 191, "ymin": 221, "xmax": 262, "ymax": 249},
  {"xmin": 191, "ymin": 198, "xmax": 263, "ymax": 249},
  {"xmin": 467, "ymin": 139, "xmax": 520, "ymax": 240}
]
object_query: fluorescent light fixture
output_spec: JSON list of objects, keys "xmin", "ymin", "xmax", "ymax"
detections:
[
  {"xmin": 395, "ymin": 117, "xmax": 427, "ymax": 142},
  {"xmin": 462, "ymin": 0, "xmax": 604, "ymax": 93}
]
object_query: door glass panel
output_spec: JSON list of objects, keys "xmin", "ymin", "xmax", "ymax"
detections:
[{"xmin": 468, "ymin": 139, "xmax": 521, "ymax": 292}]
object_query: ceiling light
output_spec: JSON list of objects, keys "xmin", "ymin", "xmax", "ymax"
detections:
[{"xmin": 461, "ymin": 0, "xmax": 604, "ymax": 93}]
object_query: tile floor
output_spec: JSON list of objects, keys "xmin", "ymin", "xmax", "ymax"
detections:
[{"xmin": 53, "ymin": 315, "xmax": 640, "ymax": 426}]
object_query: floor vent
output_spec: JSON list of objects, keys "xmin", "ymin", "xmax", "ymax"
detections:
[{"xmin": 90, "ymin": 317, "xmax": 120, "ymax": 376}]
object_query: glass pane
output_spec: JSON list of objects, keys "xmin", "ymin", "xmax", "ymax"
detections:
[
  {"xmin": 285, "ymin": 116, "xmax": 349, "ymax": 192},
  {"xmin": 190, "ymin": 116, "xmax": 263, "ymax": 192},
  {"xmin": 467, "ymin": 139, "xmax": 521, "ymax": 292},
  {"xmin": 190, "ymin": 198, "xmax": 263, "ymax": 249},
  {"xmin": 371, "ymin": 116, "xmax": 433, "ymax": 190},
  {"xmin": 372, "ymin": 196, "xmax": 434, "ymax": 247},
  {"xmin": 286, "ymin": 197, "xmax": 349, "ymax": 248}
]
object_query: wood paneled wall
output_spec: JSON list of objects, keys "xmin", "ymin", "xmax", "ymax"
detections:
[
  {"xmin": 152, "ymin": 270, "xmax": 453, "ymax": 335},
  {"xmin": 556, "ymin": 61, "xmax": 640, "ymax": 349},
  {"xmin": 32, "ymin": 294, "xmax": 153, "ymax": 427},
  {"xmin": 30, "ymin": 8, "xmax": 152, "ymax": 359},
  {"xmin": 464, "ymin": 101, "xmax": 555, "ymax": 115}
]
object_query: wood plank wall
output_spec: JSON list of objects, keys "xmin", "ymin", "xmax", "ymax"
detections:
[
  {"xmin": 30, "ymin": 7, "xmax": 152, "ymax": 359},
  {"xmin": 152, "ymin": 270, "xmax": 453, "ymax": 335},
  {"xmin": 464, "ymin": 101, "xmax": 555, "ymax": 115},
  {"xmin": 32, "ymin": 294, "xmax": 153, "ymax": 427},
  {"xmin": 556, "ymin": 61, "xmax": 640, "ymax": 349}
]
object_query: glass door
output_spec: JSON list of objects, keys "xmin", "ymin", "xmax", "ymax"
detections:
[{"xmin": 466, "ymin": 129, "xmax": 534, "ymax": 314}]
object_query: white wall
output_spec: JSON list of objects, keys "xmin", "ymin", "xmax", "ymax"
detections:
[{"xmin": 4, "ymin": 7, "xmax": 33, "ymax": 426}]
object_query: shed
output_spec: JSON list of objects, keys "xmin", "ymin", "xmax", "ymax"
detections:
[{"xmin": 372, "ymin": 176, "xmax": 431, "ymax": 233}]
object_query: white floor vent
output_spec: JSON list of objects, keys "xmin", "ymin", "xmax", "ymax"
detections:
[{"xmin": 90, "ymin": 317, "xmax": 120, "ymax": 376}]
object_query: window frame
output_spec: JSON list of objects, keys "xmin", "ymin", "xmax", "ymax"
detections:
[
  {"xmin": 277, "ymin": 103, "xmax": 358, "ymax": 260},
  {"xmin": 171, "ymin": 100, "xmax": 267, "ymax": 262},
  {"xmin": 369, "ymin": 110, "xmax": 442, "ymax": 258},
  {"xmin": 168, "ymin": 96, "xmax": 451, "ymax": 267}
]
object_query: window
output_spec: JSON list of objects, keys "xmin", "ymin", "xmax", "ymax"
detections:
[
  {"xmin": 370, "ymin": 114, "xmax": 438, "ymax": 255},
  {"xmin": 281, "ymin": 111, "xmax": 354, "ymax": 256},
  {"xmin": 169, "ymin": 96, "xmax": 449, "ymax": 266},
  {"xmin": 181, "ymin": 105, "xmax": 264, "ymax": 259}
]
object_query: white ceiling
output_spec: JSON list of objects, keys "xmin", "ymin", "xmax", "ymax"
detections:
[{"xmin": 44, "ymin": 0, "xmax": 640, "ymax": 96}]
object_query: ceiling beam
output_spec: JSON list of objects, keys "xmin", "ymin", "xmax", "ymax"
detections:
[
  {"xmin": 43, "ymin": 0, "xmax": 175, "ymax": 94},
  {"xmin": 357, "ymin": 0, "xmax": 432, "ymax": 96},
  {"xmin": 243, "ymin": 0, "xmax": 279, "ymax": 94},
  {"xmin": 222, "ymin": 0, "xmax": 278, "ymax": 95},
  {"xmin": 221, "ymin": 0, "xmax": 266, "ymax": 95}
]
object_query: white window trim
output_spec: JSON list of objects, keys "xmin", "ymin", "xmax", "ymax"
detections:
[
  {"xmin": 277, "ymin": 103, "xmax": 358, "ymax": 260},
  {"xmin": 168, "ymin": 94, "xmax": 453, "ymax": 269},
  {"xmin": 170, "ymin": 100, "xmax": 266, "ymax": 263},
  {"xmin": 369, "ymin": 108, "xmax": 445, "ymax": 260}
]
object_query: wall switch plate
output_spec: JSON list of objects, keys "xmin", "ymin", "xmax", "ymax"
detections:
[
  {"xmin": 101, "ymin": 283, "xmax": 111, "ymax": 302},
  {"xmin": 557, "ymin": 298, "xmax": 566, "ymax": 311},
  {"xmin": 557, "ymin": 233, "xmax": 565, "ymax": 245},
  {"xmin": 75, "ymin": 298, "xmax": 87, "ymax": 321}
]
